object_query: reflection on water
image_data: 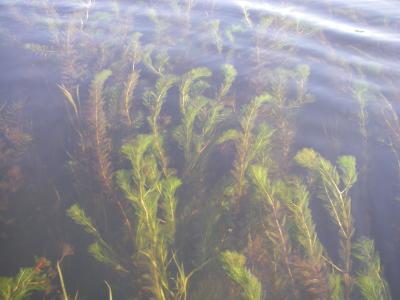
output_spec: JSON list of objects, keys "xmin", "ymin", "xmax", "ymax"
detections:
[
  {"xmin": 0, "ymin": 0, "xmax": 399, "ymax": 299},
  {"xmin": 237, "ymin": 0, "xmax": 400, "ymax": 42}
]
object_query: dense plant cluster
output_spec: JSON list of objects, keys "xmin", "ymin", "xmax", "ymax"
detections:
[{"xmin": 0, "ymin": 0, "xmax": 398, "ymax": 299}]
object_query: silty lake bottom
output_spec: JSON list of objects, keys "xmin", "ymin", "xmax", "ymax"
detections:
[{"xmin": 0, "ymin": 0, "xmax": 399, "ymax": 299}]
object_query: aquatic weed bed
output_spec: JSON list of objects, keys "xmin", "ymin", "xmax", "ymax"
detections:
[{"xmin": 0, "ymin": 1, "xmax": 399, "ymax": 299}]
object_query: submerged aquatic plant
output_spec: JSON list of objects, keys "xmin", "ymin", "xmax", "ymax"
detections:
[
  {"xmin": 280, "ymin": 179, "xmax": 330, "ymax": 299},
  {"xmin": 122, "ymin": 70, "xmax": 140, "ymax": 127},
  {"xmin": 56, "ymin": 258, "xmax": 114, "ymax": 300},
  {"xmin": 0, "ymin": 1, "xmax": 395, "ymax": 300},
  {"xmin": 220, "ymin": 251, "xmax": 263, "ymax": 300},
  {"xmin": 116, "ymin": 134, "xmax": 189, "ymax": 300},
  {"xmin": 376, "ymin": 92, "xmax": 400, "ymax": 176},
  {"xmin": 218, "ymin": 94, "xmax": 273, "ymax": 205},
  {"xmin": 0, "ymin": 99, "xmax": 32, "ymax": 230},
  {"xmin": 295, "ymin": 149, "xmax": 356, "ymax": 299},
  {"xmin": 85, "ymin": 70, "xmax": 114, "ymax": 195},
  {"xmin": 249, "ymin": 165, "xmax": 297, "ymax": 297},
  {"xmin": 67, "ymin": 204, "xmax": 126, "ymax": 273},
  {"xmin": 174, "ymin": 66, "xmax": 232, "ymax": 176},
  {"xmin": 264, "ymin": 65, "xmax": 313, "ymax": 175},
  {"xmin": 144, "ymin": 75, "xmax": 178, "ymax": 176},
  {"xmin": 0, "ymin": 258, "xmax": 51, "ymax": 300},
  {"xmin": 353, "ymin": 238, "xmax": 391, "ymax": 300},
  {"xmin": 295, "ymin": 149, "xmax": 390, "ymax": 300}
]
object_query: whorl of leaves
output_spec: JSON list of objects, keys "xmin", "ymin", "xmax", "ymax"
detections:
[
  {"xmin": 220, "ymin": 251, "xmax": 263, "ymax": 300},
  {"xmin": 353, "ymin": 238, "xmax": 391, "ymax": 300},
  {"xmin": 86, "ymin": 70, "xmax": 114, "ymax": 194},
  {"xmin": 0, "ymin": 260, "xmax": 51, "ymax": 300}
]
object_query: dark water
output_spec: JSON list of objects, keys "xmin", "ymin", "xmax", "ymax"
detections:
[{"xmin": 0, "ymin": 0, "xmax": 399, "ymax": 299}]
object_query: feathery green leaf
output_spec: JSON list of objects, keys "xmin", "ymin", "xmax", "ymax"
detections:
[{"xmin": 221, "ymin": 251, "xmax": 263, "ymax": 300}]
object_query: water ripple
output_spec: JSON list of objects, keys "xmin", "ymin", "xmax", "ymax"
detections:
[{"xmin": 236, "ymin": 0, "xmax": 400, "ymax": 43}]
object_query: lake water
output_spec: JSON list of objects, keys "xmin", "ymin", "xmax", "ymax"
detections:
[{"xmin": 0, "ymin": 1, "xmax": 399, "ymax": 299}]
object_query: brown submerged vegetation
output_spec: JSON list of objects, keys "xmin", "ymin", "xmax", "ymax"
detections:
[
  {"xmin": 0, "ymin": 99, "xmax": 31, "ymax": 229},
  {"xmin": 0, "ymin": 0, "xmax": 398, "ymax": 299}
]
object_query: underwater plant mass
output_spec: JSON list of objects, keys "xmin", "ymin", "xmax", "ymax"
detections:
[{"xmin": 0, "ymin": 0, "xmax": 399, "ymax": 299}]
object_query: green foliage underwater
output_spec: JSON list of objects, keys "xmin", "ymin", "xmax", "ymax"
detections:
[{"xmin": 0, "ymin": 0, "xmax": 399, "ymax": 299}]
